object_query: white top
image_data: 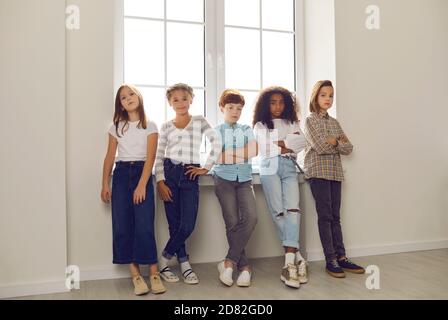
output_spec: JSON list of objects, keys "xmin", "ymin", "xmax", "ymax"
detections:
[
  {"xmin": 108, "ymin": 120, "xmax": 158, "ymax": 162},
  {"xmin": 155, "ymin": 115, "xmax": 222, "ymax": 182},
  {"xmin": 254, "ymin": 119, "xmax": 306, "ymax": 160}
]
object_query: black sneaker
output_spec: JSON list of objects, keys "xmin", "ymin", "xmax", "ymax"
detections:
[
  {"xmin": 326, "ymin": 260, "xmax": 345, "ymax": 278},
  {"xmin": 338, "ymin": 257, "xmax": 365, "ymax": 274}
]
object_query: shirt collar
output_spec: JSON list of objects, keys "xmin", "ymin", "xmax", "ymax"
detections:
[
  {"xmin": 223, "ymin": 121, "xmax": 238, "ymax": 129},
  {"xmin": 317, "ymin": 111, "xmax": 329, "ymax": 119}
]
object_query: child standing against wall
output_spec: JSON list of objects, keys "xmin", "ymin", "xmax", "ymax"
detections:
[
  {"xmin": 304, "ymin": 80, "xmax": 365, "ymax": 278},
  {"xmin": 213, "ymin": 89, "xmax": 258, "ymax": 287},
  {"xmin": 101, "ymin": 84, "xmax": 166, "ymax": 295},
  {"xmin": 155, "ymin": 83, "xmax": 222, "ymax": 285},
  {"xmin": 253, "ymin": 86, "xmax": 308, "ymax": 289}
]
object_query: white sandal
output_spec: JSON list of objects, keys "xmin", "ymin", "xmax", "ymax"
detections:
[
  {"xmin": 159, "ymin": 266, "xmax": 180, "ymax": 283},
  {"xmin": 182, "ymin": 268, "xmax": 199, "ymax": 285}
]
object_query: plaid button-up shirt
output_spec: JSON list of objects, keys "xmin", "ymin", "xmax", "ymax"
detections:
[{"xmin": 303, "ymin": 112, "xmax": 353, "ymax": 181}]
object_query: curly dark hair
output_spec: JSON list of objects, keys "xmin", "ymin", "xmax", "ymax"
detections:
[{"xmin": 252, "ymin": 86, "xmax": 299, "ymax": 129}]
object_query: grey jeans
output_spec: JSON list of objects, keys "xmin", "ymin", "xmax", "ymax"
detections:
[{"xmin": 213, "ymin": 176, "xmax": 258, "ymax": 269}]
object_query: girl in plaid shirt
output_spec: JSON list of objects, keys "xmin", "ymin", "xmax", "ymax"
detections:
[{"xmin": 304, "ymin": 80, "xmax": 365, "ymax": 278}]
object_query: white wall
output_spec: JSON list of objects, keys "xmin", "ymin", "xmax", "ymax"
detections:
[
  {"xmin": 0, "ymin": 0, "xmax": 68, "ymax": 298},
  {"xmin": 66, "ymin": 0, "xmax": 118, "ymax": 278},
  {"xmin": 304, "ymin": 0, "xmax": 448, "ymax": 259},
  {"xmin": 303, "ymin": 0, "xmax": 336, "ymax": 117}
]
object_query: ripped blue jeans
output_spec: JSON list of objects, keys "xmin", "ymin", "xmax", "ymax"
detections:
[{"xmin": 259, "ymin": 156, "xmax": 301, "ymax": 249}]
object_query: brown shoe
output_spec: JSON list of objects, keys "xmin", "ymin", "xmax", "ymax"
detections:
[
  {"xmin": 149, "ymin": 273, "xmax": 166, "ymax": 294},
  {"xmin": 132, "ymin": 276, "xmax": 150, "ymax": 295}
]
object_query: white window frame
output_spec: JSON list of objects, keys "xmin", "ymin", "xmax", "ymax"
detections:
[
  {"xmin": 210, "ymin": 0, "xmax": 306, "ymax": 125},
  {"xmin": 115, "ymin": 0, "xmax": 306, "ymax": 127}
]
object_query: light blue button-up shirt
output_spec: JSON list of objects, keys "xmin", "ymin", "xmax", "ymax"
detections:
[{"xmin": 212, "ymin": 122, "xmax": 255, "ymax": 182}]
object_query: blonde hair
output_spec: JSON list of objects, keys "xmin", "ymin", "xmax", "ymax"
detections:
[{"xmin": 166, "ymin": 83, "xmax": 195, "ymax": 101}]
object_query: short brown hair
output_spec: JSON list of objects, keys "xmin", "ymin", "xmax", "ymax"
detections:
[
  {"xmin": 166, "ymin": 83, "xmax": 195, "ymax": 100},
  {"xmin": 309, "ymin": 80, "xmax": 333, "ymax": 113},
  {"xmin": 219, "ymin": 89, "xmax": 245, "ymax": 108}
]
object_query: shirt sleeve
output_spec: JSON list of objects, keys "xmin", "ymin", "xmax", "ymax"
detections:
[
  {"xmin": 284, "ymin": 122, "xmax": 307, "ymax": 154},
  {"xmin": 244, "ymin": 125, "xmax": 256, "ymax": 142},
  {"xmin": 202, "ymin": 117, "xmax": 223, "ymax": 170},
  {"xmin": 146, "ymin": 121, "xmax": 159, "ymax": 135},
  {"xmin": 108, "ymin": 123, "xmax": 118, "ymax": 139},
  {"xmin": 214, "ymin": 125, "xmax": 226, "ymax": 150},
  {"xmin": 335, "ymin": 120, "xmax": 353, "ymax": 155},
  {"xmin": 254, "ymin": 122, "xmax": 281, "ymax": 158},
  {"xmin": 155, "ymin": 122, "xmax": 168, "ymax": 182},
  {"xmin": 303, "ymin": 117, "xmax": 338, "ymax": 155}
]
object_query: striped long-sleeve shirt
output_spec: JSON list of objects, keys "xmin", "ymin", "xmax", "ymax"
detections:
[
  {"xmin": 303, "ymin": 112, "xmax": 353, "ymax": 181},
  {"xmin": 155, "ymin": 115, "xmax": 222, "ymax": 182}
]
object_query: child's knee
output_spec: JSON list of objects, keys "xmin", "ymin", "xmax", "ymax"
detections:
[{"xmin": 180, "ymin": 222, "xmax": 195, "ymax": 237}]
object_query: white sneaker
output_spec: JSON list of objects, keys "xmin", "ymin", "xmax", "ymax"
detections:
[
  {"xmin": 297, "ymin": 259, "xmax": 308, "ymax": 284},
  {"xmin": 217, "ymin": 261, "xmax": 233, "ymax": 286},
  {"xmin": 280, "ymin": 263, "xmax": 301, "ymax": 289},
  {"xmin": 236, "ymin": 270, "xmax": 251, "ymax": 287}
]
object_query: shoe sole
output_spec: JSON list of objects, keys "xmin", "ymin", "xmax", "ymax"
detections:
[
  {"xmin": 236, "ymin": 281, "xmax": 250, "ymax": 287},
  {"xmin": 219, "ymin": 275, "xmax": 233, "ymax": 287},
  {"xmin": 151, "ymin": 288, "xmax": 167, "ymax": 294},
  {"xmin": 134, "ymin": 289, "xmax": 150, "ymax": 296},
  {"xmin": 342, "ymin": 268, "xmax": 365, "ymax": 274},
  {"xmin": 184, "ymin": 279, "xmax": 199, "ymax": 285},
  {"xmin": 326, "ymin": 269, "xmax": 346, "ymax": 278},
  {"xmin": 280, "ymin": 275, "xmax": 300, "ymax": 289},
  {"xmin": 159, "ymin": 272, "xmax": 180, "ymax": 283}
]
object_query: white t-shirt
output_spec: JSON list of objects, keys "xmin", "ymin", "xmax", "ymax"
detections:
[
  {"xmin": 108, "ymin": 120, "xmax": 158, "ymax": 162},
  {"xmin": 254, "ymin": 119, "xmax": 306, "ymax": 160}
]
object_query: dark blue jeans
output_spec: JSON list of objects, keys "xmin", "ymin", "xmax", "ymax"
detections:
[
  {"xmin": 111, "ymin": 161, "xmax": 157, "ymax": 265},
  {"xmin": 162, "ymin": 158, "xmax": 200, "ymax": 263},
  {"xmin": 308, "ymin": 178, "xmax": 346, "ymax": 262}
]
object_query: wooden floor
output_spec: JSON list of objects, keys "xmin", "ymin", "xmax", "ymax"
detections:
[{"xmin": 10, "ymin": 249, "xmax": 448, "ymax": 300}]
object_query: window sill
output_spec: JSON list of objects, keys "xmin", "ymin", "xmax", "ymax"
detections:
[{"xmin": 198, "ymin": 171, "xmax": 306, "ymax": 187}]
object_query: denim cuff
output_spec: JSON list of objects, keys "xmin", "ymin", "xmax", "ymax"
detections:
[
  {"xmin": 162, "ymin": 250, "xmax": 174, "ymax": 260},
  {"xmin": 282, "ymin": 240, "xmax": 300, "ymax": 249},
  {"xmin": 177, "ymin": 255, "xmax": 189, "ymax": 263}
]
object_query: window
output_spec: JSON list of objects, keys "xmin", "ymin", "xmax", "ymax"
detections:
[
  {"xmin": 123, "ymin": 0, "xmax": 303, "ymax": 130},
  {"xmin": 224, "ymin": 0, "xmax": 297, "ymax": 126},
  {"xmin": 124, "ymin": 0, "xmax": 206, "ymax": 128}
]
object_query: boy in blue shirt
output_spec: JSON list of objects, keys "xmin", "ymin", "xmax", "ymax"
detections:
[{"xmin": 213, "ymin": 89, "xmax": 258, "ymax": 287}]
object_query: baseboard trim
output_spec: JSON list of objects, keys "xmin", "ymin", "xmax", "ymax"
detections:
[
  {"xmin": 305, "ymin": 239, "xmax": 448, "ymax": 262},
  {"xmin": 80, "ymin": 264, "xmax": 148, "ymax": 282},
  {"xmin": 0, "ymin": 280, "xmax": 69, "ymax": 299}
]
